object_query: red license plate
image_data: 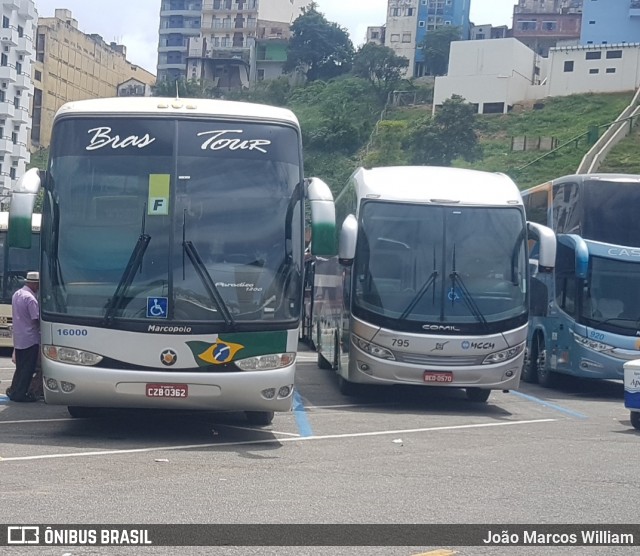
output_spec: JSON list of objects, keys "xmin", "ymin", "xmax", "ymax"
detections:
[
  {"xmin": 146, "ymin": 384, "xmax": 189, "ymax": 398},
  {"xmin": 424, "ymin": 371, "xmax": 453, "ymax": 383}
]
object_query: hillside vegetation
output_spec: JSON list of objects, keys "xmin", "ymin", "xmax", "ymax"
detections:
[
  {"xmin": 301, "ymin": 88, "xmax": 634, "ymax": 193},
  {"xmin": 26, "ymin": 90, "xmax": 634, "ymax": 197},
  {"xmin": 375, "ymin": 91, "xmax": 631, "ymax": 191}
]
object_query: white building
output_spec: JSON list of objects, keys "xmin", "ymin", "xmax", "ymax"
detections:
[
  {"xmin": 547, "ymin": 43, "xmax": 640, "ymax": 97},
  {"xmin": 0, "ymin": 0, "xmax": 35, "ymax": 198},
  {"xmin": 433, "ymin": 38, "xmax": 546, "ymax": 114},
  {"xmin": 433, "ymin": 38, "xmax": 640, "ymax": 114}
]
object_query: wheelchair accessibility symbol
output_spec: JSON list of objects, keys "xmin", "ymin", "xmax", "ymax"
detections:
[
  {"xmin": 147, "ymin": 297, "xmax": 168, "ymax": 319},
  {"xmin": 448, "ymin": 288, "xmax": 461, "ymax": 302}
]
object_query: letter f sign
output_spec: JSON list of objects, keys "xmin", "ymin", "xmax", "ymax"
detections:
[
  {"xmin": 148, "ymin": 174, "xmax": 170, "ymax": 216},
  {"xmin": 149, "ymin": 197, "xmax": 168, "ymax": 215}
]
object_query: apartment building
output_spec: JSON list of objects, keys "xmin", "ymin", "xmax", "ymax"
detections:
[
  {"xmin": 0, "ymin": 0, "xmax": 35, "ymax": 197},
  {"xmin": 581, "ymin": 0, "xmax": 640, "ymax": 45},
  {"xmin": 513, "ymin": 0, "xmax": 583, "ymax": 56},
  {"xmin": 158, "ymin": 0, "xmax": 307, "ymax": 87},
  {"xmin": 31, "ymin": 9, "xmax": 156, "ymax": 149},
  {"xmin": 385, "ymin": 0, "xmax": 471, "ymax": 77}
]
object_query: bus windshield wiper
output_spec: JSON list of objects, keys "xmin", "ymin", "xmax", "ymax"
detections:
[
  {"xmin": 450, "ymin": 245, "xmax": 488, "ymax": 328},
  {"xmin": 103, "ymin": 233, "xmax": 151, "ymax": 325},
  {"xmin": 400, "ymin": 247, "xmax": 438, "ymax": 320},
  {"xmin": 183, "ymin": 240, "xmax": 235, "ymax": 327}
]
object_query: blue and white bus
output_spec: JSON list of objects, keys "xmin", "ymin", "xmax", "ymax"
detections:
[
  {"xmin": 522, "ymin": 173, "xmax": 640, "ymax": 387},
  {"xmin": 9, "ymin": 97, "xmax": 335, "ymax": 424}
]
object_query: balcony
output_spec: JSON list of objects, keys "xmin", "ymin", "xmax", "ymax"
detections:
[
  {"xmin": 203, "ymin": 0, "xmax": 258, "ymax": 13},
  {"xmin": 20, "ymin": 0, "xmax": 37, "ymax": 20},
  {"xmin": 15, "ymin": 35, "xmax": 33, "ymax": 54},
  {"xmin": 13, "ymin": 107, "xmax": 29, "ymax": 124},
  {"xmin": 159, "ymin": 24, "xmax": 201, "ymax": 35},
  {"xmin": 0, "ymin": 65, "xmax": 17, "ymax": 82},
  {"xmin": 0, "ymin": 27, "xmax": 17, "ymax": 46},
  {"xmin": 2, "ymin": 0, "xmax": 20, "ymax": 10},
  {"xmin": 11, "ymin": 141, "xmax": 27, "ymax": 158},
  {"xmin": 0, "ymin": 102, "xmax": 15, "ymax": 118},
  {"xmin": 14, "ymin": 72, "xmax": 30, "ymax": 89},
  {"xmin": 0, "ymin": 137, "xmax": 12, "ymax": 153},
  {"xmin": 157, "ymin": 62, "xmax": 188, "ymax": 71}
]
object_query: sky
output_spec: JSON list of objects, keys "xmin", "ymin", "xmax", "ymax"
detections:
[{"xmin": 33, "ymin": 0, "xmax": 516, "ymax": 75}]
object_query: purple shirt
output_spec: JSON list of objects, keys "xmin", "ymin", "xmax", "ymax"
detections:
[{"xmin": 12, "ymin": 285, "xmax": 40, "ymax": 349}]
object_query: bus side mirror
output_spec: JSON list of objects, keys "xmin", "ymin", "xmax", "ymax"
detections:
[
  {"xmin": 339, "ymin": 214, "xmax": 357, "ymax": 266},
  {"xmin": 8, "ymin": 167, "xmax": 41, "ymax": 249},
  {"xmin": 528, "ymin": 221, "xmax": 556, "ymax": 270},
  {"xmin": 306, "ymin": 177, "xmax": 336, "ymax": 257}
]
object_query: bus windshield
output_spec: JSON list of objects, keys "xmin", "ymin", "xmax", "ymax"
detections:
[
  {"xmin": 43, "ymin": 117, "xmax": 303, "ymax": 328},
  {"xmin": 352, "ymin": 201, "xmax": 527, "ymax": 333},
  {"xmin": 581, "ymin": 256, "xmax": 640, "ymax": 334}
]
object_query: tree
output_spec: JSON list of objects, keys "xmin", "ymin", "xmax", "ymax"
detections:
[
  {"xmin": 351, "ymin": 43, "xmax": 409, "ymax": 102},
  {"xmin": 407, "ymin": 95, "xmax": 482, "ymax": 166},
  {"xmin": 421, "ymin": 26, "xmax": 462, "ymax": 76},
  {"xmin": 294, "ymin": 77, "xmax": 380, "ymax": 154},
  {"xmin": 284, "ymin": 3, "xmax": 354, "ymax": 82}
]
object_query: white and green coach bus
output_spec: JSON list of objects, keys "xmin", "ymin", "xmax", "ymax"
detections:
[
  {"xmin": 9, "ymin": 97, "xmax": 335, "ymax": 424},
  {"xmin": 313, "ymin": 166, "xmax": 555, "ymax": 402}
]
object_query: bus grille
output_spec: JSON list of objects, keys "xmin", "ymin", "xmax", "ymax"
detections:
[{"xmin": 396, "ymin": 353, "xmax": 485, "ymax": 366}]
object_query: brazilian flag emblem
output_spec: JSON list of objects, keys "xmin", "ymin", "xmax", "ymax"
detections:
[{"xmin": 187, "ymin": 339, "xmax": 245, "ymax": 366}]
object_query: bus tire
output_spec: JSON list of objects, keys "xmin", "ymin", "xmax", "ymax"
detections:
[
  {"xmin": 245, "ymin": 411, "xmax": 274, "ymax": 426},
  {"xmin": 317, "ymin": 349, "xmax": 333, "ymax": 370},
  {"xmin": 67, "ymin": 406, "xmax": 97, "ymax": 418},
  {"xmin": 534, "ymin": 333, "xmax": 556, "ymax": 388},
  {"xmin": 466, "ymin": 388, "xmax": 491, "ymax": 403},
  {"xmin": 521, "ymin": 343, "xmax": 538, "ymax": 383},
  {"xmin": 631, "ymin": 412, "xmax": 640, "ymax": 430},
  {"xmin": 337, "ymin": 375, "xmax": 358, "ymax": 396}
]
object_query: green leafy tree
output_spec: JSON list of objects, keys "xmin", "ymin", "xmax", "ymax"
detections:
[
  {"xmin": 294, "ymin": 77, "xmax": 379, "ymax": 154},
  {"xmin": 407, "ymin": 95, "xmax": 482, "ymax": 166},
  {"xmin": 351, "ymin": 43, "xmax": 409, "ymax": 102},
  {"xmin": 363, "ymin": 120, "xmax": 410, "ymax": 167},
  {"xmin": 284, "ymin": 3, "xmax": 354, "ymax": 82},
  {"xmin": 421, "ymin": 26, "xmax": 462, "ymax": 76}
]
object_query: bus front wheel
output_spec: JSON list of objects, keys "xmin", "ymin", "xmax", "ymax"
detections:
[
  {"xmin": 245, "ymin": 411, "xmax": 274, "ymax": 426},
  {"xmin": 631, "ymin": 411, "xmax": 640, "ymax": 430},
  {"xmin": 534, "ymin": 334, "xmax": 556, "ymax": 388},
  {"xmin": 521, "ymin": 344, "xmax": 538, "ymax": 383},
  {"xmin": 337, "ymin": 375, "xmax": 358, "ymax": 396},
  {"xmin": 466, "ymin": 388, "xmax": 491, "ymax": 403}
]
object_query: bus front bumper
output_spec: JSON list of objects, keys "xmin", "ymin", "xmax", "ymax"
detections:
[
  {"xmin": 42, "ymin": 361, "xmax": 296, "ymax": 412},
  {"xmin": 347, "ymin": 349, "xmax": 523, "ymax": 390}
]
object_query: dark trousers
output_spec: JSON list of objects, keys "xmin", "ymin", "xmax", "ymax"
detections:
[{"xmin": 9, "ymin": 344, "xmax": 40, "ymax": 400}]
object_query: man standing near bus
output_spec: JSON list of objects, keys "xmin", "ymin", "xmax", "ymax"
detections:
[{"xmin": 8, "ymin": 271, "xmax": 40, "ymax": 402}]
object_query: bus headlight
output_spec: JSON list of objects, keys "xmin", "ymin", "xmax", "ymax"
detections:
[
  {"xmin": 573, "ymin": 334, "xmax": 614, "ymax": 353},
  {"xmin": 352, "ymin": 334, "xmax": 396, "ymax": 361},
  {"xmin": 235, "ymin": 352, "xmax": 296, "ymax": 371},
  {"xmin": 483, "ymin": 342, "xmax": 525, "ymax": 365},
  {"xmin": 43, "ymin": 345, "xmax": 103, "ymax": 366}
]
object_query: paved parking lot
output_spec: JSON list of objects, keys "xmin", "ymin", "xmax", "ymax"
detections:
[{"xmin": 0, "ymin": 345, "xmax": 638, "ymax": 555}]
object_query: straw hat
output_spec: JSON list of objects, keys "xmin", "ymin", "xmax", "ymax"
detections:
[{"xmin": 26, "ymin": 271, "xmax": 39, "ymax": 282}]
